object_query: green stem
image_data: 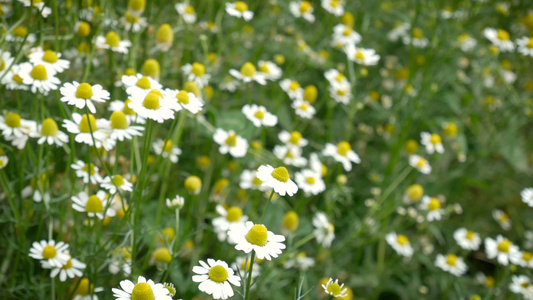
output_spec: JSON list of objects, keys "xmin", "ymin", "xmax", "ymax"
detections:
[
  {"xmin": 259, "ymin": 190, "xmax": 275, "ymax": 224},
  {"xmin": 244, "ymin": 251, "xmax": 256, "ymax": 300}
]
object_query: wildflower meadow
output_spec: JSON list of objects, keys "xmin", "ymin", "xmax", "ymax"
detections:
[{"xmin": 1, "ymin": 0, "xmax": 533, "ymax": 299}]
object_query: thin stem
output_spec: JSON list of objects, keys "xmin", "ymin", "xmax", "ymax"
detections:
[
  {"xmin": 259, "ymin": 190, "xmax": 275, "ymax": 224},
  {"xmin": 243, "ymin": 251, "xmax": 256, "ymax": 300}
]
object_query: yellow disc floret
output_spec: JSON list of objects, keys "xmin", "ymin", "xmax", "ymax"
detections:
[
  {"xmin": 245, "ymin": 224, "xmax": 268, "ymax": 246},
  {"xmin": 337, "ymin": 141, "xmax": 351, "ymax": 156},
  {"xmin": 176, "ymin": 90, "xmax": 190, "ymax": 104},
  {"xmin": 110, "ymin": 111, "xmax": 129, "ymax": 129},
  {"xmin": 5, "ymin": 112, "xmax": 21, "ymax": 128},
  {"xmin": 31, "ymin": 64, "xmax": 48, "ymax": 80},
  {"xmin": 41, "ymin": 118, "xmax": 59, "ymax": 136},
  {"xmin": 143, "ymin": 92, "xmax": 161, "ymax": 110},
  {"xmin": 78, "ymin": 114, "xmax": 97, "ymax": 133},
  {"xmin": 42, "ymin": 50, "xmax": 58, "ymax": 63},
  {"xmin": 105, "ymin": 31, "xmax": 121, "ymax": 48},
  {"xmin": 85, "ymin": 195, "xmax": 104, "ymax": 213},
  {"xmin": 271, "ymin": 166, "xmax": 290, "ymax": 182},
  {"xmin": 240, "ymin": 62, "xmax": 256, "ymax": 77},
  {"xmin": 42, "ymin": 245, "xmax": 57, "ymax": 259},
  {"xmin": 427, "ymin": 198, "xmax": 441, "ymax": 210},
  {"xmin": 208, "ymin": 265, "xmax": 229, "ymax": 283},
  {"xmin": 282, "ymin": 211, "xmax": 299, "ymax": 232},
  {"xmin": 234, "ymin": 1, "xmax": 248, "ymax": 12},
  {"xmin": 397, "ymin": 234, "xmax": 409, "ymax": 245},
  {"xmin": 76, "ymin": 83, "xmax": 94, "ymax": 99},
  {"xmin": 226, "ymin": 206, "xmax": 243, "ymax": 222},
  {"xmin": 131, "ymin": 282, "xmax": 154, "ymax": 300}
]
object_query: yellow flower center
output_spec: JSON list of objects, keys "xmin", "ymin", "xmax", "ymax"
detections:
[
  {"xmin": 110, "ymin": 111, "xmax": 129, "ymax": 129},
  {"xmin": 429, "ymin": 133, "xmax": 442, "ymax": 145},
  {"xmin": 208, "ymin": 265, "xmax": 229, "ymax": 283},
  {"xmin": 13, "ymin": 26, "xmax": 27, "ymax": 38},
  {"xmin": 303, "ymin": 85, "xmax": 317, "ymax": 103},
  {"xmin": 395, "ymin": 234, "xmax": 408, "ymax": 245},
  {"xmin": 337, "ymin": 141, "xmax": 351, "ymax": 156},
  {"xmin": 131, "ymin": 282, "xmax": 155, "ymax": 300},
  {"xmin": 156, "ymin": 24, "xmax": 173, "ymax": 44},
  {"xmin": 254, "ymin": 110, "xmax": 265, "ymax": 119},
  {"xmin": 412, "ymin": 28, "xmax": 423, "ymax": 39},
  {"xmin": 343, "ymin": 28, "xmax": 352, "ymax": 36},
  {"xmin": 527, "ymin": 37, "xmax": 533, "ymax": 49},
  {"xmin": 226, "ymin": 206, "xmax": 243, "ymax": 222},
  {"xmin": 176, "ymin": 90, "xmax": 190, "ymax": 104},
  {"xmin": 327, "ymin": 282, "xmax": 341, "ymax": 296},
  {"xmin": 416, "ymin": 157, "xmax": 427, "ymax": 168},
  {"xmin": 331, "ymin": 0, "xmax": 340, "ymax": 7},
  {"xmin": 299, "ymin": 103, "xmax": 308, "ymax": 111},
  {"xmin": 136, "ymin": 76, "xmax": 151, "ymax": 89},
  {"xmin": 41, "ymin": 118, "xmax": 59, "ymax": 136},
  {"xmin": 184, "ymin": 81, "xmax": 200, "ymax": 96},
  {"xmin": 123, "ymin": 99, "xmax": 136, "ymax": 115},
  {"xmin": 42, "ymin": 245, "xmax": 57, "ymax": 259},
  {"xmin": 355, "ymin": 50, "xmax": 365, "ymax": 60},
  {"xmin": 428, "ymin": 198, "xmax": 441, "ymax": 210},
  {"xmin": 185, "ymin": 5, "xmax": 195, "ymax": 14},
  {"xmin": 75, "ymin": 83, "xmax": 94, "ymax": 100},
  {"xmin": 271, "ymin": 166, "xmax": 290, "ymax": 182},
  {"xmin": 337, "ymin": 89, "xmax": 347, "ymax": 96},
  {"xmin": 282, "ymin": 211, "xmax": 299, "ymax": 231},
  {"xmin": 335, "ymin": 74, "xmax": 345, "ymax": 82},
  {"xmin": 82, "ymin": 163, "xmax": 96, "ymax": 175},
  {"xmin": 30, "ymin": 64, "xmax": 48, "ymax": 80},
  {"xmin": 185, "ymin": 176, "xmax": 202, "ymax": 192},
  {"xmin": 305, "ymin": 176, "xmax": 315, "ymax": 184},
  {"xmin": 252, "ymin": 176, "xmax": 263, "ymax": 186},
  {"xmin": 85, "ymin": 195, "xmax": 104, "ymax": 213},
  {"xmin": 241, "ymin": 259, "xmax": 252, "ymax": 271},
  {"xmin": 125, "ymin": 11, "xmax": 139, "ymax": 24},
  {"xmin": 245, "ymin": 224, "xmax": 268, "ymax": 246},
  {"xmin": 300, "ymin": 1, "xmax": 312, "ymax": 13},
  {"xmin": 240, "ymin": 62, "xmax": 256, "ymax": 77},
  {"xmin": 289, "ymin": 81, "xmax": 300, "ymax": 91},
  {"xmin": 143, "ymin": 92, "xmax": 161, "ymax": 110},
  {"xmin": 105, "ymin": 31, "xmax": 121, "ymax": 48},
  {"xmin": 496, "ymin": 29, "xmax": 510, "ymax": 41},
  {"xmin": 13, "ymin": 74, "xmax": 23, "ymax": 84},
  {"xmin": 129, "ymin": 0, "xmax": 145, "ymax": 11},
  {"xmin": 72, "ymin": 278, "xmax": 95, "ymax": 296},
  {"xmin": 406, "ymin": 184, "xmax": 423, "ymax": 201},
  {"xmin": 289, "ymin": 131, "xmax": 302, "ymax": 144},
  {"xmin": 62, "ymin": 258, "xmax": 73, "ymax": 269},
  {"xmin": 446, "ymin": 254, "xmax": 457, "ymax": 266},
  {"xmin": 5, "ymin": 112, "xmax": 21, "ymax": 128},
  {"xmin": 78, "ymin": 114, "xmax": 97, "ymax": 133},
  {"xmin": 258, "ymin": 62, "xmax": 269, "ymax": 73},
  {"xmin": 77, "ymin": 21, "xmax": 91, "ymax": 37},
  {"xmin": 153, "ymin": 247, "xmax": 172, "ymax": 263},
  {"xmin": 42, "ymin": 50, "xmax": 58, "ymax": 63},
  {"xmin": 285, "ymin": 150, "xmax": 294, "ymax": 158},
  {"xmin": 112, "ymin": 175, "xmax": 125, "ymax": 186},
  {"xmin": 225, "ymin": 133, "xmax": 237, "ymax": 147},
  {"xmin": 191, "ymin": 62, "xmax": 205, "ymax": 77},
  {"xmin": 234, "ymin": 1, "xmax": 248, "ymax": 12},
  {"xmin": 497, "ymin": 239, "xmax": 511, "ymax": 253},
  {"xmin": 465, "ymin": 230, "xmax": 475, "ymax": 240}
]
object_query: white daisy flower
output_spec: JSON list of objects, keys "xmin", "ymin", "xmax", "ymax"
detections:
[
  {"xmin": 256, "ymin": 165, "xmax": 298, "ymax": 196},
  {"xmin": 106, "ymin": 111, "xmax": 144, "ymax": 142},
  {"xmin": 109, "ymin": 99, "xmax": 146, "ymax": 124},
  {"xmin": 323, "ymin": 141, "xmax": 361, "ymax": 172},
  {"xmin": 29, "ymin": 240, "xmax": 69, "ymax": 268},
  {"xmin": 231, "ymin": 256, "xmax": 261, "ymax": 278},
  {"xmin": 402, "ymin": 28, "xmax": 429, "ymax": 48},
  {"xmin": 521, "ymin": 187, "xmax": 533, "ymax": 207},
  {"xmin": 385, "ymin": 232, "xmax": 414, "ymax": 258},
  {"xmin": 152, "ymin": 139, "xmax": 182, "ymax": 163},
  {"xmin": 0, "ymin": 155, "xmax": 8, "ymax": 169},
  {"xmin": 175, "ymin": 3, "xmax": 197, "ymax": 24},
  {"xmin": 0, "ymin": 112, "xmax": 36, "ymax": 140},
  {"xmin": 60, "ymin": 81, "xmax": 110, "ymax": 113},
  {"xmin": 345, "ymin": 45, "xmax": 380, "ymax": 66},
  {"xmin": 101, "ymin": 175, "xmax": 133, "ymax": 194},
  {"xmin": 112, "ymin": 276, "xmax": 172, "ymax": 300},
  {"xmin": 278, "ymin": 130, "xmax": 308, "ymax": 149},
  {"xmin": 516, "ymin": 36, "xmax": 533, "ymax": 57},
  {"xmin": 332, "ymin": 24, "xmax": 361, "ymax": 47},
  {"xmin": 63, "ymin": 113, "xmax": 112, "ymax": 149},
  {"xmin": 192, "ymin": 259, "xmax": 241, "ymax": 300},
  {"xmin": 273, "ymin": 145, "xmax": 308, "ymax": 167},
  {"xmin": 239, "ymin": 169, "xmax": 267, "ymax": 191},
  {"xmin": 322, "ymin": 278, "xmax": 348, "ymax": 298},
  {"xmin": 164, "ymin": 88, "xmax": 204, "ymax": 114},
  {"xmin": 257, "ymin": 60, "xmax": 282, "ymax": 81},
  {"xmin": 70, "ymin": 160, "xmax": 103, "ymax": 184},
  {"xmin": 181, "ymin": 63, "xmax": 211, "ymax": 88},
  {"xmin": 485, "ymin": 235, "xmax": 519, "ymax": 266},
  {"xmin": 213, "ymin": 128, "xmax": 248, "ymax": 158},
  {"xmin": 283, "ymin": 252, "xmax": 315, "ymax": 271},
  {"xmin": 313, "ymin": 212, "xmax": 335, "ymax": 248},
  {"xmin": 128, "ymin": 90, "xmax": 176, "ymax": 123},
  {"xmin": 166, "ymin": 195, "xmax": 185, "ymax": 209},
  {"xmin": 72, "ymin": 190, "xmax": 116, "ymax": 220},
  {"xmin": 511, "ymin": 251, "xmax": 533, "ymax": 268},
  {"xmin": 324, "ymin": 69, "xmax": 349, "ymax": 87},
  {"xmin": 435, "ymin": 254, "xmax": 467, "ymax": 277},
  {"xmin": 483, "ymin": 28, "xmax": 514, "ymax": 52},
  {"xmin": 0, "ymin": 51, "xmax": 15, "ymax": 76},
  {"xmin": 30, "ymin": 118, "xmax": 69, "ymax": 146},
  {"xmin": 279, "ymin": 79, "xmax": 303, "ymax": 100},
  {"xmin": 42, "ymin": 254, "xmax": 86, "ymax": 282},
  {"xmin": 419, "ymin": 196, "xmax": 443, "ymax": 221},
  {"xmin": 453, "ymin": 228, "xmax": 481, "ymax": 251},
  {"xmin": 228, "ymin": 221, "xmax": 286, "ymax": 260},
  {"xmin": 225, "ymin": 1, "xmax": 254, "ymax": 21},
  {"xmin": 18, "ymin": 62, "xmax": 60, "ymax": 95},
  {"xmin": 457, "ymin": 33, "xmax": 477, "ymax": 52},
  {"xmin": 322, "ymin": 0, "xmax": 344, "ymax": 16},
  {"xmin": 28, "ymin": 48, "xmax": 70, "ymax": 74},
  {"xmin": 121, "ymin": 11, "xmax": 148, "ymax": 33},
  {"xmin": 290, "ymin": 1, "xmax": 315, "ymax": 23},
  {"xmin": 229, "ymin": 62, "xmax": 266, "ymax": 85},
  {"xmin": 493, "ymin": 209, "xmax": 511, "ymax": 230},
  {"xmin": 292, "ymin": 99, "xmax": 316, "ymax": 119},
  {"xmin": 18, "ymin": 0, "xmax": 52, "ymax": 18},
  {"xmin": 2, "ymin": 64, "xmax": 29, "ymax": 91},
  {"xmin": 409, "ymin": 155, "xmax": 432, "ymax": 174},
  {"xmin": 122, "ymin": 74, "xmax": 162, "ymax": 97},
  {"xmin": 213, "ymin": 205, "xmax": 248, "ymax": 242},
  {"xmin": 242, "ymin": 104, "xmax": 278, "ymax": 127},
  {"xmin": 295, "ymin": 169, "xmax": 325, "ymax": 195},
  {"xmin": 509, "ymin": 275, "xmax": 533, "ymax": 298},
  {"xmin": 328, "ymin": 82, "xmax": 352, "ymax": 104},
  {"xmin": 420, "ymin": 132, "xmax": 444, "ymax": 154},
  {"xmin": 95, "ymin": 31, "xmax": 132, "ymax": 54}
]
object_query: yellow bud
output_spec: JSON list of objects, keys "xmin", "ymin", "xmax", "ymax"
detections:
[
  {"xmin": 185, "ymin": 176, "xmax": 202, "ymax": 194},
  {"xmin": 405, "ymin": 139, "xmax": 418, "ymax": 154},
  {"xmin": 153, "ymin": 247, "xmax": 172, "ymax": 263},
  {"xmin": 142, "ymin": 59, "xmax": 160, "ymax": 80},
  {"xmin": 303, "ymin": 85, "xmax": 318, "ymax": 103},
  {"xmin": 341, "ymin": 12, "xmax": 355, "ymax": 28},
  {"xmin": 76, "ymin": 21, "xmax": 91, "ymax": 37},
  {"xmin": 282, "ymin": 211, "xmax": 299, "ymax": 232}
]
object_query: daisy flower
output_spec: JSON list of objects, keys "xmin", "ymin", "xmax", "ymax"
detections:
[
  {"xmin": 192, "ymin": 259, "xmax": 241, "ymax": 300},
  {"xmin": 402, "ymin": 28, "xmax": 429, "ymax": 48},
  {"xmin": 231, "ymin": 256, "xmax": 261, "ymax": 278},
  {"xmin": 458, "ymin": 33, "xmax": 477, "ymax": 52},
  {"xmin": 485, "ymin": 235, "xmax": 519, "ymax": 266},
  {"xmin": 101, "ymin": 175, "xmax": 133, "ymax": 194},
  {"xmin": 112, "ymin": 276, "xmax": 172, "ymax": 300},
  {"xmin": 70, "ymin": 160, "xmax": 103, "ymax": 184},
  {"xmin": 212, "ymin": 205, "xmax": 248, "ymax": 242},
  {"xmin": 106, "ymin": 111, "xmax": 144, "ymax": 142},
  {"xmin": 257, "ymin": 60, "xmax": 282, "ymax": 81},
  {"xmin": 328, "ymin": 82, "xmax": 352, "ymax": 105},
  {"xmin": 324, "ymin": 69, "xmax": 349, "ymax": 86},
  {"xmin": 323, "ymin": 141, "xmax": 361, "ymax": 172},
  {"xmin": 42, "ymin": 254, "xmax": 86, "ymax": 282},
  {"xmin": 95, "ymin": 31, "xmax": 132, "ymax": 54},
  {"xmin": 175, "ymin": 3, "xmax": 197, "ymax": 24},
  {"xmin": 239, "ymin": 169, "xmax": 267, "ymax": 191},
  {"xmin": 63, "ymin": 113, "xmax": 111, "ymax": 149},
  {"xmin": 0, "ymin": 155, "xmax": 8, "ymax": 169},
  {"xmin": 256, "ymin": 165, "xmax": 298, "ymax": 196},
  {"xmin": 295, "ymin": 169, "xmax": 325, "ymax": 195},
  {"xmin": 345, "ymin": 45, "xmax": 380, "ymax": 66},
  {"xmin": 18, "ymin": 62, "xmax": 60, "ymax": 95},
  {"xmin": 322, "ymin": 0, "xmax": 344, "ymax": 16},
  {"xmin": 332, "ymin": 24, "xmax": 361, "ymax": 47},
  {"xmin": 409, "ymin": 155, "xmax": 432, "ymax": 174},
  {"xmin": 109, "ymin": 247, "xmax": 132, "ymax": 276},
  {"xmin": 229, "ymin": 62, "xmax": 266, "ymax": 85},
  {"xmin": 493, "ymin": 209, "xmax": 511, "ymax": 230},
  {"xmin": 228, "ymin": 221, "xmax": 286, "ymax": 260},
  {"xmin": 166, "ymin": 195, "xmax": 185, "ymax": 209},
  {"xmin": 0, "ymin": 112, "xmax": 36, "ymax": 140},
  {"xmin": 292, "ymin": 99, "xmax": 316, "ymax": 119},
  {"xmin": 453, "ymin": 228, "xmax": 481, "ymax": 251},
  {"xmin": 225, "ymin": 1, "xmax": 254, "ymax": 21},
  {"xmin": 31, "ymin": 118, "xmax": 69, "ymax": 146},
  {"xmin": 110, "ymin": 99, "xmax": 146, "ymax": 124},
  {"xmin": 283, "ymin": 252, "xmax": 315, "ymax": 271},
  {"xmin": 516, "ymin": 37, "xmax": 533, "ymax": 57},
  {"xmin": 128, "ymin": 90, "xmax": 175, "ymax": 123},
  {"xmin": 521, "ymin": 187, "xmax": 533, "ymax": 207},
  {"xmin": 72, "ymin": 278, "xmax": 105, "ymax": 300},
  {"xmin": 60, "ymin": 81, "xmax": 110, "ymax": 113},
  {"xmin": 290, "ymin": 1, "xmax": 315, "ymax": 23},
  {"xmin": 419, "ymin": 196, "xmax": 443, "ymax": 221},
  {"xmin": 122, "ymin": 74, "xmax": 162, "ymax": 97},
  {"xmin": 2, "ymin": 64, "xmax": 29, "ymax": 91},
  {"xmin": 213, "ymin": 128, "xmax": 248, "ymax": 158},
  {"xmin": 155, "ymin": 24, "xmax": 173, "ymax": 52},
  {"xmin": 18, "ymin": 0, "xmax": 51, "ymax": 18},
  {"xmin": 0, "ymin": 51, "xmax": 14, "ymax": 76},
  {"xmin": 273, "ymin": 145, "xmax": 307, "ymax": 167},
  {"xmin": 72, "ymin": 190, "xmax": 116, "ymax": 220},
  {"xmin": 29, "ymin": 240, "xmax": 69, "ymax": 268},
  {"xmin": 322, "ymin": 278, "xmax": 348, "ymax": 298},
  {"xmin": 28, "ymin": 48, "xmax": 70, "ymax": 74},
  {"xmin": 164, "ymin": 89, "xmax": 204, "ymax": 114},
  {"xmin": 385, "ymin": 232, "xmax": 414, "ymax": 258},
  {"xmin": 420, "ymin": 132, "xmax": 444, "ymax": 154},
  {"xmin": 279, "ymin": 79, "xmax": 303, "ymax": 100},
  {"xmin": 509, "ymin": 275, "xmax": 533, "ymax": 298},
  {"xmin": 511, "ymin": 251, "xmax": 533, "ymax": 268},
  {"xmin": 121, "ymin": 11, "xmax": 147, "ymax": 32},
  {"xmin": 313, "ymin": 212, "xmax": 335, "ymax": 248},
  {"xmin": 435, "ymin": 254, "xmax": 467, "ymax": 277},
  {"xmin": 152, "ymin": 139, "xmax": 182, "ymax": 163},
  {"xmin": 181, "ymin": 62, "xmax": 210, "ymax": 88},
  {"xmin": 242, "ymin": 104, "xmax": 278, "ymax": 127},
  {"xmin": 483, "ymin": 28, "xmax": 514, "ymax": 52},
  {"xmin": 278, "ymin": 130, "xmax": 308, "ymax": 150}
]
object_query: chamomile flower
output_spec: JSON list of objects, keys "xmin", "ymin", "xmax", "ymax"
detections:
[
  {"xmin": 279, "ymin": 79, "xmax": 303, "ymax": 100},
  {"xmin": 72, "ymin": 190, "xmax": 116, "ymax": 219},
  {"xmin": 345, "ymin": 45, "xmax": 380, "ymax": 66},
  {"xmin": 213, "ymin": 205, "xmax": 248, "ymax": 242},
  {"xmin": 313, "ymin": 212, "xmax": 335, "ymax": 248},
  {"xmin": 242, "ymin": 104, "xmax": 278, "ymax": 127},
  {"xmin": 483, "ymin": 28, "xmax": 514, "ymax": 52},
  {"xmin": 278, "ymin": 130, "xmax": 308, "ymax": 149},
  {"xmin": 213, "ymin": 129, "xmax": 248, "ymax": 158},
  {"xmin": 192, "ymin": 259, "xmax": 241, "ymax": 300},
  {"xmin": 329, "ymin": 82, "xmax": 352, "ymax": 104},
  {"xmin": 453, "ymin": 228, "xmax": 481, "ymax": 251},
  {"xmin": 485, "ymin": 235, "xmax": 519, "ymax": 266},
  {"xmin": 420, "ymin": 196, "xmax": 443, "ymax": 221},
  {"xmin": 457, "ymin": 33, "xmax": 477, "ymax": 52},
  {"xmin": 228, "ymin": 221, "xmax": 286, "ymax": 260},
  {"xmin": 18, "ymin": 0, "xmax": 52, "ymax": 18},
  {"xmin": 29, "ymin": 240, "xmax": 69, "ymax": 268},
  {"xmin": 110, "ymin": 99, "xmax": 146, "ymax": 124},
  {"xmin": 290, "ymin": 1, "xmax": 315, "ymax": 23},
  {"xmin": 509, "ymin": 275, "xmax": 533, "ymax": 298},
  {"xmin": 0, "ymin": 112, "xmax": 36, "ymax": 140},
  {"xmin": 521, "ymin": 188, "xmax": 533, "ymax": 207},
  {"xmin": 2, "ymin": 64, "xmax": 29, "ymax": 91},
  {"xmin": 409, "ymin": 155, "xmax": 432, "ymax": 174},
  {"xmin": 71, "ymin": 160, "xmax": 103, "ymax": 184},
  {"xmin": 31, "ymin": 118, "xmax": 69, "ymax": 146},
  {"xmin": 322, "ymin": 278, "xmax": 348, "ymax": 298},
  {"xmin": 181, "ymin": 63, "xmax": 210, "ymax": 88},
  {"xmin": 323, "ymin": 141, "xmax": 361, "ymax": 172},
  {"xmin": 29, "ymin": 48, "xmax": 70, "ymax": 74},
  {"xmin": 385, "ymin": 232, "xmax": 414, "ymax": 258},
  {"xmin": 153, "ymin": 139, "xmax": 182, "ymax": 163},
  {"xmin": 420, "ymin": 132, "xmax": 444, "ymax": 154},
  {"xmin": 325, "ymin": 69, "xmax": 349, "ymax": 86},
  {"xmin": 112, "ymin": 276, "xmax": 172, "ymax": 300},
  {"xmin": 95, "ymin": 31, "xmax": 132, "ymax": 54},
  {"xmin": 322, "ymin": 0, "xmax": 344, "ymax": 16},
  {"xmin": 63, "ymin": 113, "xmax": 111, "ymax": 149},
  {"xmin": 122, "ymin": 74, "xmax": 162, "ymax": 97},
  {"xmin": 493, "ymin": 209, "xmax": 511, "ymax": 230},
  {"xmin": 239, "ymin": 169, "xmax": 267, "ymax": 191},
  {"xmin": 121, "ymin": 11, "xmax": 147, "ymax": 32},
  {"xmin": 229, "ymin": 62, "xmax": 266, "ymax": 85},
  {"xmin": 60, "ymin": 82, "xmax": 110, "ymax": 113},
  {"xmin": 256, "ymin": 165, "xmax": 298, "ymax": 196},
  {"xmin": 332, "ymin": 24, "xmax": 361, "ymax": 47},
  {"xmin": 101, "ymin": 175, "xmax": 133, "ymax": 194},
  {"xmin": 19, "ymin": 62, "xmax": 60, "ymax": 95},
  {"xmin": 106, "ymin": 111, "xmax": 144, "ymax": 142},
  {"xmin": 128, "ymin": 90, "xmax": 175, "ymax": 123},
  {"xmin": 231, "ymin": 256, "xmax": 261, "ymax": 278},
  {"xmin": 273, "ymin": 145, "xmax": 307, "ymax": 167},
  {"xmin": 257, "ymin": 60, "xmax": 282, "ymax": 81},
  {"xmin": 164, "ymin": 89, "xmax": 204, "ymax": 114},
  {"xmin": 516, "ymin": 37, "xmax": 533, "ymax": 57},
  {"xmin": 511, "ymin": 251, "xmax": 533, "ymax": 268},
  {"xmin": 225, "ymin": 1, "xmax": 254, "ymax": 21},
  {"xmin": 166, "ymin": 195, "xmax": 185, "ymax": 210},
  {"xmin": 72, "ymin": 278, "xmax": 105, "ymax": 300},
  {"xmin": 292, "ymin": 99, "xmax": 316, "ymax": 119},
  {"xmin": 109, "ymin": 247, "xmax": 132, "ymax": 276},
  {"xmin": 0, "ymin": 155, "xmax": 8, "ymax": 169},
  {"xmin": 283, "ymin": 252, "xmax": 315, "ymax": 271},
  {"xmin": 435, "ymin": 254, "xmax": 467, "ymax": 277},
  {"xmin": 175, "ymin": 3, "xmax": 197, "ymax": 24},
  {"xmin": 0, "ymin": 51, "xmax": 14, "ymax": 77},
  {"xmin": 402, "ymin": 28, "xmax": 429, "ymax": 48},
  {"xmin": 42, "ymin": 254, "xmax": 86, "ymax": 282},
  {"xmin": 295, "ymin": 169, "xmax": 325, "ymax": 195}
]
